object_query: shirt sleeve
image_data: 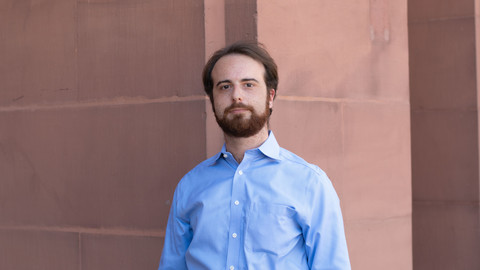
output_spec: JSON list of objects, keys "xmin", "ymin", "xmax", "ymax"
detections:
[
  {"xmin": 158, "ymin": 186, "xmax": 192, "ymax": 270},
  {"xmin": 302, "ymin": 170, "xmax": 351, "ymax": 270}
]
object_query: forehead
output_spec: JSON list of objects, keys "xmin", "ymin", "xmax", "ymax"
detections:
[{"xmin": 211, "ymin": 54, "xmax": 266, "ymax": 83}]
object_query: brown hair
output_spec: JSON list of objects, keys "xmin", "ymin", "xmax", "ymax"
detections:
[{"xmin": 202, "ymin": 41, "xmax": 278, "ymax": 101}]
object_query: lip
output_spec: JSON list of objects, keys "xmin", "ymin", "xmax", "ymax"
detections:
[{"xmin": 229, "ymin": 108, "xmax": 249, "ymax": 114}]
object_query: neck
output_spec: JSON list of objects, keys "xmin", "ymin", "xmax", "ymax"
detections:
[{"xmin": 224, "ymin": 125, "xmax": 269, "ymax": 163}]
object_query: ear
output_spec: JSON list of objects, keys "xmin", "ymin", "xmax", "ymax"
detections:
[{"xmin": 268, "ymin": 89, "xmax": 276, "ymax": 108}]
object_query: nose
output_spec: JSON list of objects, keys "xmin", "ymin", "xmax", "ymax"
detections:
[{"xmin": 231, "ymin": 85, "xmax": 243, "ymax": 102}]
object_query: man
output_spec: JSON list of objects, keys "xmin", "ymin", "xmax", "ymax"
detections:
[{"xmin": 159, "ymin": 42, "xmax": 351, "ymax": 269}]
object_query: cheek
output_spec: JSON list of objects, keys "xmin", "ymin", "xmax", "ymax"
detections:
[
  {"xmin": 213, "ymin": 92, "xmax": 227, "ymax": 105},
  {"xmin": 212, "ymin": 99, "xmax": 226, "ymax": 116},
  {"xmin": 252, "ymin": 93, "xmax": 269, "ymax": 110}
]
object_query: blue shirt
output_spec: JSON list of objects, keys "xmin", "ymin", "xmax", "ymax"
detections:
[{"xmin": 159, "ymin": 132, "xmax": 350, "ymax": 270}]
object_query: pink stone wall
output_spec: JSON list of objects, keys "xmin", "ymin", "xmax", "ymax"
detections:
[
  {"xmin": 0, "ymin": 1, "xmax": 205, "ymax": 269},
  {"xmin": 1, "ymin": 0, "xmax": 479, "ymax": 269}
]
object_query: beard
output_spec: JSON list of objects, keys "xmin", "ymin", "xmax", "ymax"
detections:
[{"xmin": 214, "ymin": 99, "xmax": 270, "ymax": 138}]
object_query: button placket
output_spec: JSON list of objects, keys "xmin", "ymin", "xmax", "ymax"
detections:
[{"xmin": 225, "ymin": 166, "xmax": 245, "ymax": 269}]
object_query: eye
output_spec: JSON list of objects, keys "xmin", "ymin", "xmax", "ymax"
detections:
[
  {"xmin": 220, "ymin": 84, "xmax": 230, "ymax": 90},
  {"xmin": 245, "ymin": 83, "xmax": 253, "ymax": 88}
]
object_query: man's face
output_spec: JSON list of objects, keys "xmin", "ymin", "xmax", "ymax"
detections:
[{"xmin": 211, "ymin": 54, "xmax": 275, "ymax": 138}]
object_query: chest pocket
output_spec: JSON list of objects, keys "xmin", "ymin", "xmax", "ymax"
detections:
[{"xmin": 244, "ymin": 203, "xmax": 302, "ymax": 257}]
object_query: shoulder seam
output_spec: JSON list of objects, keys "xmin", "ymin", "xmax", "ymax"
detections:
[{"xmin": 279, "ymin": 149, "xmax": 325, "ymax": 178}]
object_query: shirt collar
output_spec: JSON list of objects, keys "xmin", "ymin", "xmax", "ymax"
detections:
[
  {"xmin": 258, "ymin": 131, "xmax": 282, "ymax": 161},
  {"xmin": 207, "ymin": 131, "xmax": 282, "ymax": 166}
]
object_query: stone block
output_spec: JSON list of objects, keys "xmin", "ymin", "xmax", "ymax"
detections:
[
  {"xmin": 0, "ymin": 229, "xmax": 79, "ymax": 270},
  {"xmin": 413, "ymin": 202, "xmax": 480, "ymax": 270},
  {"xmin": 0, "ymin": 100, "xmax": 206, "ymax": 230},
  {"xmin": 411, "ymin": 109, "xmax": 479, "ymax": 201},
  {"xmin": 257, "ymin": 0, "xmax": 409, "ymax": 102},
  {"xmin": 77, "ymin": 0, "xmax": 204, "ymax": 100},
  {"xmin": 409, "ymin": 0, "xmax": 474, "ymax": 22},
  {"xmin": 81, "ymin": 233, "xmax": 163, "ymax": 270},
  {"xmin": 409, "ymin": 17, "xmax": 476, "ymax": 110},
  {"xmin": 342, "ymin": 102, "xmax": 412, "ymax": 220},
  {"xmin": 346, "ymin": 216, "xmax": 412, "ymax": 270},
  {"xmin": 0, "ymin": 0, "xmax": 77, "ymax": 107}
]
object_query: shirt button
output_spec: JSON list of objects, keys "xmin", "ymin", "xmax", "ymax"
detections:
[
  {"xmin": 234, "ymin": 200, "xmax": 239, "ymax": 205},
  {"xmin": 232, "ymin": 233, "xmax": 237, "ymax": 238},
  {"xmin": 238, "ymin": 170, "xmax": 243, "ymax": 175},
  {"xmin": 229, "ymin": 266, "xmax": 235, "ymax": 270},
  {"xmin": 223, "ymin": 154, "xmax": 228, "ymax": 158}
]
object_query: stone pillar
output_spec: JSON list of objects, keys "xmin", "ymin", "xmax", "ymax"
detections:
[
  {"xmin": 256, "ymin": 1, "xmax": 412, "ymax": 269},
  {"xmin": 409, "ymin": 0, "xmax": 480, "ymax": 268}
]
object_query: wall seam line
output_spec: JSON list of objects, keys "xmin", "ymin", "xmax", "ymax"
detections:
[
  {"xmin": 277, "ymin": 95, "xmax": 410, "ymax": 105},
  {"xmin": 409, "ymin": 14, "xmax": 475, "ymax": 24},
  {"xmin": 413, "ymin": 200, "xmax": 480, "ymax": 206},
  {"xmin": 0, "ymin": 225, "xmax": 166, "ymax": 238},
  {"xmin": 345, "ymin": 213, "xmax": 411, "ymax": 224},
  {"xmin": 78, "ymin": 232, "xmax": 82, "ymax": 270},
  {"xmin": 0, "ymin": 95, "xmax": 208, "ymax": 112}
]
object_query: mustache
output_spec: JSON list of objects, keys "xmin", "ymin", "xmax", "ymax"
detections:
[{"xmin": 224, "ymin": 103, "xmax": 254, "ymax": 114}]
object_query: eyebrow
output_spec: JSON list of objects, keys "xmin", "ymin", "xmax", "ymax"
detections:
[
  {"xmin": 241, "ymin": 78, "xmax": 259, "ymax": 83},
  {"xmin": 216, "ymin": 80, "xmax": 231, "ymax": 87},
  {"xmin": 215, "ymin": 78, "xmax": 259, "ymax": 87}
]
